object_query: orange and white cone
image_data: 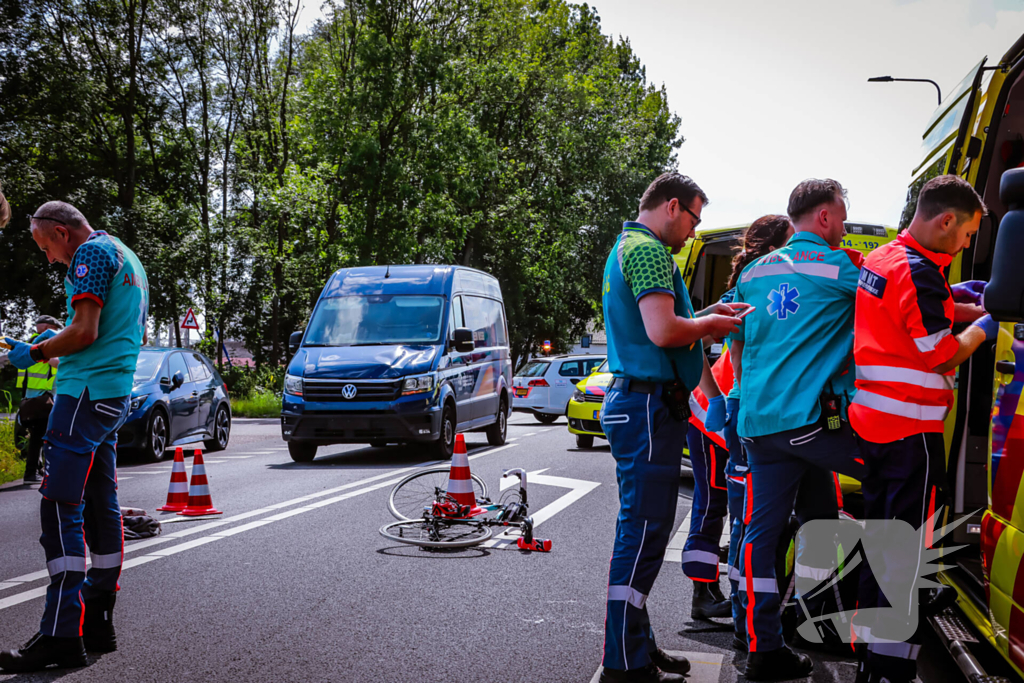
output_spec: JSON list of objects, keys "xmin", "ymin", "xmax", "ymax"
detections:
[
  {"xmin": 157, "ymin": 447, "xmax": 190, "ymax": 512},
  {"xmin": 446, "ymin": 434, "xmax": 477, "ymax": 510},
  {"xmin": 178, "ymin": 450, "xmax": 223, "ymax": 516}
]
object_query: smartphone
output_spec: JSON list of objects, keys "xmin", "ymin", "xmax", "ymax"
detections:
[{"xmin": 735, "ymin": 306, "xmax": 756, "ymax": 320}]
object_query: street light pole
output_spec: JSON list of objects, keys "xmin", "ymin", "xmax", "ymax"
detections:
[{"xmin": 868, "ymin": 76, "xmax": 943, "ymax": 106}]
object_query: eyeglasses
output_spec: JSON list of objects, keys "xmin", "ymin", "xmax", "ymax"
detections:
[
  {"xmin": 27, "ymin": 214, "xmax": 67, "ymax": 229},
  {"xmin": 679, "ymin": 203, "xmax": 701, "ymax": 228}
]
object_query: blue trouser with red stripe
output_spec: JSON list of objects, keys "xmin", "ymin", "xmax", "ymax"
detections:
[
  {"xmin": 740, "ymin": 422, "xmax": 865, "ymax": 652},
  {"xmin": 855, "ymin": 432, "xmax": 946, "ymax": 681},
  {"xmin": 682, "ymin": 425, "xmax": 728, "ymax": 581},
  {"xmin": 601, "ymin": 386, "xmax": 686, "ymax": 671},
  {"xmin": 724, "ymin": 398, "xmax": 749, "ymax": 638},
  {"xmin": 38, "ymin": 389, "xmax": 128, "ymax": 638}
]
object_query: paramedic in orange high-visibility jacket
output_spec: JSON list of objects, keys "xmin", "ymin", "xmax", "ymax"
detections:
[{"xmin": 849, "ymin": 174, "xmax": 996, "ymax": 683}]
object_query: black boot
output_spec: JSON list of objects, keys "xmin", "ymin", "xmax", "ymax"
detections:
[
  {"xmin": 0, "ymin": 632, "xmax": 88, "ymax": 672},
  {"xmin": 599, "ymin": 662, "xmax": 687, "ymax": 682},
  {"xmin": 744, "ymin": 646, "xmax": 813, "ymax": 681},
  {"xmin": 650, "ymin": 648, "xmax": 690, "ymax": 675},
  {"xmin": 733, "ymin": 634, "xmax": 749, "ymax": 652},
  {"xmin": 691, "ymin": 580, "xmax": 731, "ymax": 619},
  {"xmin": 83, "ymin": 593, "xmax": 117, "ymax": 652}
]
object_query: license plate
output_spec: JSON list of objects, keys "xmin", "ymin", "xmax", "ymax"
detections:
[
  {"xmin": 515, "ymin": 388, "xmax": 528, "ymax": 397},
  {"xmin": 593, "ymin": 409, "xmax": 600, "ymax": 420}
]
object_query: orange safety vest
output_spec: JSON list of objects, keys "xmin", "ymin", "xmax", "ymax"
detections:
[{"xmin": 688, "ymin": 346, "xmax": 735, "ymax": 449}]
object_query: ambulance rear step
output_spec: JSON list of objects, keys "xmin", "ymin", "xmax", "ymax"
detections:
[{"xmin": 929, "ymin": 608, "xmax": 1012, "ymax": 683}]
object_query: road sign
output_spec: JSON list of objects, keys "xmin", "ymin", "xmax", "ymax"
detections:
[{"xmin": 181, "ymin": 308, "xmax": 200, "ymax": 330}]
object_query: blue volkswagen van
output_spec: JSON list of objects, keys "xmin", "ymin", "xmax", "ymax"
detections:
[{"xmin": 280, "ymin": 265, "xmax": 512, "ymax": 462}]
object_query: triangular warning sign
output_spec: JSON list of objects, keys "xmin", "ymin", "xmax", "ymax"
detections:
[{"xmin": 181, "ymin": 308, "xmax": 200, "ymax": 330}]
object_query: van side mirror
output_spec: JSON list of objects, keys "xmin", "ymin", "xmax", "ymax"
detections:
[
  {"xmin": 987, "ymin": 169, "xmax": 1024, "ymax": 321},
  {"xmin": 452, "ymin": 327, "xmax": 475, "ymax": 353},
  {"xmin": 288, "ymin": 330, "xmax": 304, "ymax": 355},
  {"xmin": 171, "ymin": 371, "xmax": 185, "ymax": 389}
]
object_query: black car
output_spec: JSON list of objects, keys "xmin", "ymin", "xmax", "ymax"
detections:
[{"xmin": 118, "ymin": 348, "xmax": 232, "ymax": 462}]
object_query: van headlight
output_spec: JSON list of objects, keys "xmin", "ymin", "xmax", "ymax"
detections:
[
  {"xmin": 284, "ymin": 374, "xmax": 303, "ymax": 396},
  {"xmin": 572, "ymin": 386, "xmax": 585, "ymax": 403},
  {"xmin": 402, "ymin": 373, "xmax": 435, "ymax": 395}
]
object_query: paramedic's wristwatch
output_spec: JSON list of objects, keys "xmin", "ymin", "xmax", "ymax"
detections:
[{"xmin": 29, "ymin": 344, "xmax": 48, "ymax": 363}]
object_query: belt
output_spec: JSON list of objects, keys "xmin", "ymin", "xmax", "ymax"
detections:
[{"xmin": 610, "ymin": 377, "xmax": 660, "ymax": 394}]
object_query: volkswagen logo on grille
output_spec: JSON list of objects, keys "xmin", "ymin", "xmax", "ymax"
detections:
[{"xmin": 341, "ymin": 384, "xmax": 357, "ymax": 400}]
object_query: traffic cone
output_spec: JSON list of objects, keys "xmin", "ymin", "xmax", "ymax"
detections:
[
  {"xmin": 157, "ymin": 447, "xmax": 189, "ymax": 512},
  {"xmin": 446, "ymin": 434, "xmax": 477, "ymax": 509},
  {"xmin": 178, "ymin": 449, "xmax": 223, "ymax": 516}
]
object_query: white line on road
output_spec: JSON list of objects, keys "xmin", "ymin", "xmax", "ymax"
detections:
[
  {"xmin": 220, "ymin": 456, "xmax": 254, "ymax": 459},
  {"xmin": 0, "ymin": 443, "xmax": 519, "ymax": 607}
]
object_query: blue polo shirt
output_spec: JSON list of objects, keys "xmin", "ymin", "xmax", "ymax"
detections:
[
  {"xmin": 58, "ymin": 231, "xmax": 149, "ymax": 400},
  {"xmin": 602, "ymin": 222, "xmax": 703, "ymax": 389},
  {"xmin": 729, "ymin": 231, "xmax": 860, "ymax": 437}
]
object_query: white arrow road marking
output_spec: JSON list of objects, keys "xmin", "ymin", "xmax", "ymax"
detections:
[
  {"xmin": 0, "ymin": 444, "xmax": 520, "ymax": 609},
  {"xmin": 482, "ymin": 469, "xmax": 599, "ymax": 549}
]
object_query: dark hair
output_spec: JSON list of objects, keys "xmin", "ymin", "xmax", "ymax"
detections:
[
  {"xmin": 915, "ymin": 174, "xmax": 987, "ymax": 222},
  {"xmin": 0, "ymin": 182, "xmax": 9, "ymax": 229},
  {"xmin": 639, "ymin": 172, "xmax": 709, "ymax": 213},
  {"xmin": 727, "ymin": 214, "xmax": 793, "ymax": 290},
  {"xmin": 787, "ymin": 178, "xmax": 847, "ymax": 222}
]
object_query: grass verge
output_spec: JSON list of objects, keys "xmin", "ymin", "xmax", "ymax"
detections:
[
  {"xmin": 0, "ymin": 391, "xmax": 25, "ymax": 485},
  {"xmin": 230, "ymin": 389, "xmax": 282, "ymax": 418}
]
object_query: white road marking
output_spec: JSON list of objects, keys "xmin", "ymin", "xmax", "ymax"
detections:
[
  {"xmin": 117, "ymin": 477, "xmax": 134, "ymax": 481},
  {"xmin": 483, "ymin": 470, "xmax": 599, "ymax": 548},
  {"xmin": 126, "ymin": 471, "xmax": 172, "ymax": 475},
  {"xmin": 220, "ymin": 456, "xmax": 254, "ymax": 459},
  {"xmin": 0, "ymin": 443, "xmax": 519, "ymax": 606}
]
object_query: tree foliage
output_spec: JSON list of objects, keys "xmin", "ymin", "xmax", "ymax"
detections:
[{"xmin": 0, "ymin": 0, "xmax": 680, "ymax": 369}]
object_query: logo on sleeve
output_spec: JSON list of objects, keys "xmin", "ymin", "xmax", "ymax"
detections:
[
  {"xmin": 768, "ymin": 283, "xmax": 800, "ymax": 320},
  {"xmin": 858, "ymin": 267, "xmax": 887, "ymax": 298},
  {"xmin": 75, "ymin": 264, "xmax": 89, "ymax": 278}
]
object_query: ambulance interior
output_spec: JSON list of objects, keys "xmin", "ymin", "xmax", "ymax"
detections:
[{"xmin": 944, "ymin": 63, "xmax": 1024, "ymax": 599}]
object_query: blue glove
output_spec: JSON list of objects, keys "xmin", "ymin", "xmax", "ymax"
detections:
[
  {"xmin": 34, "ymin": 328, "xmax": 57, "ymax": 343},
  {"xmin": 725, "ymin": 397, "xmax": 740, "ymax": 427},
  {"xmin": 951, "ymin": 280, "xmax": 986, "ymax": 305},
  {"xmin": 705, "ymin": 394, "xmax": 727, "ymax": 433},
  {"xmin": 971, "ymin": 314, "xmax": 999, "ymax": 342},
  {"xmin": 3, "ymin": 337, "xmax": 35, "ymax": 370}
]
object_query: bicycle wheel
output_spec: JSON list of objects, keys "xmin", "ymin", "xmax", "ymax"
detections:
[
  {"xmin": 388, "ymin": 467, "xmax": 488, "ymax": 521},
  {"xmin": 379, "ymin": 519, "xmax": 494, "ymax": 548}
]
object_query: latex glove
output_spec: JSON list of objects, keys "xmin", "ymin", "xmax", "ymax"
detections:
[
  {"xmin": 34, "ymin": 328, "xmax": 57, "ymax": 343},
  {"xmin": 951, "ymin": 280, "xmax": 986, "ymax": 305},
  {"xmin": 3, "ymin": 337, "xmax": 35, "ymax": 369},
  {"xmin": 725, "ymin": 397, "xmax": 740, "ymax": 427},
  {"xmin": 705, "ymin": 395, "xmax": 727, "ymax": 433},
  {"xmin": 971, "ymin": 314, "xmax": 999, "ymax": 342}
]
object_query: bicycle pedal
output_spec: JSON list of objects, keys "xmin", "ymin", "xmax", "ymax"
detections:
[{"xmin": 517, "ymin": 537, "xmax": 552, "ymax": 552}]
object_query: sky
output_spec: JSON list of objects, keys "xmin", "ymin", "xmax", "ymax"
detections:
[{"xmin": 296, "ymin": 0, "xmax": 1024, "ymax": 228}]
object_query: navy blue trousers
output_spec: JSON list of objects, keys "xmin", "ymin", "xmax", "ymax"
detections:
[
  {"xmin": 601, "ymin": 386, "xmax": 686, "ymax": 671},
  {"xmin": 740, "ymin": 422, "xmax": 865, "ymax": 652},
  {"xmin": 39, "ymin": 389, "xmax": 128, "ymax": 638},
  {"xmin": 682, "ymin": 425, "xmax": 728, "ymax": 581},
  {"xmin": 724, "ymin": 398, "xmax": 749, "ymax": 638}
]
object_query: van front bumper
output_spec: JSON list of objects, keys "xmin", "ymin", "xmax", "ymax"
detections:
[{"xmin": 281, "ymin": 410, "xmax": 440, "ymax": 444}]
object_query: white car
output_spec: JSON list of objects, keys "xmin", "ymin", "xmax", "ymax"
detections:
[{"xmin": 512, "ymin": 354, "xmax": 606, "ymax": 423}]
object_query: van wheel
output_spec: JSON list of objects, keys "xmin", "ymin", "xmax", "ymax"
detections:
[
  {"xmin": 432, "ymin": 404, "xmax": 456, "ymax": 459},
  {"xmin": 486, "ymin": 396, "xmax": 508, "ymax": 446},
  {"xmin": 535, "ymin": 413, "xmax": 558, "ymax": 424},
  {"xmin": 576, "ymin": 434, "xmax": 594, "ymax": 449},
  {"xmin": 288, "ymin": 441, "xmax": 317, "ymax": 463}
]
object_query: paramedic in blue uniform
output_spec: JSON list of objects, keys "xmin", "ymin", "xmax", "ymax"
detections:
[
  {"xmin": 729, "ymin": 179, "xmax": 867, "ymax": 680},
  {"xmin": 599, "ymin": 173, "xmax": 747, "ymax": 683},
  {"xmin": 0, "ymin": 201, "xmax": 149, "ymax": 672}
]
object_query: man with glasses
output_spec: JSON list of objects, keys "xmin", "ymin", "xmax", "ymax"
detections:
[
  {"xmin": 598, "ymin": 172, "xmax": 745, "ymax": 683},
  {"xmin": 0, "ymin": 201, "xmax": 148, "ymax": 672}
]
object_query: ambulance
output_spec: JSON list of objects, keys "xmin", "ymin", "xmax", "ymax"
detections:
[{"xmin": 895, "ymin": 30, "xmax": 1024, "ymax": 682}]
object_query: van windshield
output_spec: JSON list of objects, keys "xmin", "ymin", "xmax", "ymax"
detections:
[{"xmin": 304, "ymin": 295, "xmax": 445, "ymax": 346}]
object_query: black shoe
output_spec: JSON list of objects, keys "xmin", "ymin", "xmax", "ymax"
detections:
[
  {"xmin": 83, "ymin": 593, "xmax": 117, "ymax": 652},
  {"xmin": 691, "ymin": 581, "xmax": 731, "ymax": 620},
  {"xmin": 0, "ymin": 632, "xmax": 88, "ymax": 672},
  {"xmin": 733, "ymin": 634, "xmax": 749, "ymax": 652},
  {"xmin": 744, "ymin": 646, "xmax": 813, "ymax": 681},
  {"xmin": 920, "ymin": 585, "xmax": 959, "ymax": 617},
  {"xmin": 22, "ymin": 474, "xmax": 39, "ymax": 484},
  {"xmin": 599, "ymin": 662, "xmax": 687, "ymax": 682},
  {"xmin": 650, "ymin": 648, "xmax": 690, "ymax": 675},
  {"xmin": 790, "ymin": 629, "xmax": 856, "ymax": 658}
]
